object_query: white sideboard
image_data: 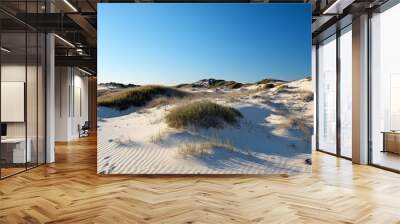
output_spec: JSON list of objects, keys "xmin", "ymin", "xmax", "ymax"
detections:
[{"xmin": 1, "ymin": 138, "xmax": 32, "ymax": 163}]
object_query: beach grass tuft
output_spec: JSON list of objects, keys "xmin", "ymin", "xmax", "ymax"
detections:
[
  {"xmin": 178, "ymin": 138, "xmax": 234, "ymax": 157},
  {"xmin": 98, "ymin": 85, "xmax": 188, "ymax": 110},
  {"xmin": 166, "ymin": 100, "xmax": 242, "ymax": 129}
]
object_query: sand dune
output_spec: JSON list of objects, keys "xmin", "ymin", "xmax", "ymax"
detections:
[{"xmin": 97, "ymin": 78, "xmax": 313, "ymax": 175}]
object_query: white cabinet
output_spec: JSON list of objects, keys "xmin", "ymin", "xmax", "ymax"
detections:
[{"xmin": 1, "ymin": 138, "xmax": 31, "ymax": 163}]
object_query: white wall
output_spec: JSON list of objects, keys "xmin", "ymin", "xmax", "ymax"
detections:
[
  {"xmin": 1, "ymin": 82, "xmax": 25, "ymax": 122},
  {"xmin": 1, "ymin": 66, "xmax": 26, "ymax": 137},
  {"xmin": 1, "ymin": 64, "xmax": 26, "ymax": 81},
  {"xmin": 1, "ymin": 63, "xmax": 47, "ymax": 164},
  {"xmin": 55, "ymin": 66, "xmax": 70, "ymax": 141},
  {"xmin": 55, "ymin": 67, "xmax": 89, "ymax": 141},
  {"xmin": 71, "ymin": 72, "xmax": 89, "ymax": 138},
  {"xmin": 1, "ymin": 65, "xmax": 36, "ymax": 138}
]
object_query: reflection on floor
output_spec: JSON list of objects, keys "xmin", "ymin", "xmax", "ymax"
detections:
[
  {"xmin": 373, "ymin": 150, "xmax": 400, "ymax": 171},
  {"xmin": 0, "ymin": 167, "xmax": 25, "ymax": 178},
  {"xmin": 0, "ymin": 163, "xmax": 42, "ymax": 178}
]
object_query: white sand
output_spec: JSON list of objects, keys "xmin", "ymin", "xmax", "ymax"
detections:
[{"xmin": 97, "ymin": 78, "xmax": 313, "ymax": 175}]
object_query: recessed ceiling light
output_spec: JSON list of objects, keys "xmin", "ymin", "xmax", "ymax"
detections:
[
  {"xmin": 54, "ymin": 34, "xmax": 75, "ymax": 48},
  {"xmin": 63, "ymin": 0, "xmax": 78, "ymax": 12},
  {"xmin": 1, "ymin": 47, "xmax": 11, "ymax": 53},
  {"xmin": 78, "ymin": 67, "xmax": 92, "ymax": 76},
  {"xmin": 322, "ymin": 0, "xmax": 354, "ymax": 15}
]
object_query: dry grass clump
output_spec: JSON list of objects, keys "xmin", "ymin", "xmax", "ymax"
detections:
[
  {"xmin": 166, "ymin": 100, "xmax": 242, "ymax": 129},
  {"xmin": 98, "ymin": 85, "xmax": 188, "ymax": 110},
  {"xmin": 224, "ymin": 81, "xmax": 243, "ymax": 89},
  {"xmin": 289, "ymin": 113, "xmax": 313, "ymax": 150},
  {"xmin": 300, "ymin": 91, "xmax": 314, "ymax": 102},
  {"xmin": 149, "ymin": 129, "xmax": 165, "ymax": 144},
  {"xmin": 178, "ymin": 138, "xmax": 234, "ymax": 157},
  {"xmin": 264, "ymin": 83, "xmax": 275, "ymax": 89},
  {"xmin": 146, "ymin": 96, "xmax": 180, "ymax": 109},
  {"xmin": 256, "ymin": 78, "xmax": 286, "ymax": 85},
  {"xmin": 275, "ymin": 84, "xmax": 288, "ymax": 93}
]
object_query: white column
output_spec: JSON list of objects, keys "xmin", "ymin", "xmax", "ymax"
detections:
[
  {"xmin": 46, "ymin": 32, "xmax": 55, "ymax": 163},
  {"xmin": 45, "ymin": 0, "xmax": 57, "ymax": 163},
  {"xmin": 312, "ymin": 45, "xmax": 317, "ymax": 151},
  {"xmin": 352, "ymin": 14, "xmax": 369, "ymax": 164}
]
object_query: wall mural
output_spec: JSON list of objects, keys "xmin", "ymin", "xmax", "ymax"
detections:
[{"xmin": 97, "ymin": 3, "xmax": 313, "ymax": 175}]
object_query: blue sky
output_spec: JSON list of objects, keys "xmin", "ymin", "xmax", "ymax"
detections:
[{"xmin": 98, "ymin": 3, "xmax": 311, "ymax": 85}]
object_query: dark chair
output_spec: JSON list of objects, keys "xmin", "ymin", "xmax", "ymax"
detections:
[{"xmin": 79, "ymin": 121, "xmax": 90, "ymax": 138}]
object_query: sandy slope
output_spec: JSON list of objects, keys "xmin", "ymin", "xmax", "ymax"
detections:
[{"xmin": 97, "ymin": 78, "xmax": 313, "ymax": 175}]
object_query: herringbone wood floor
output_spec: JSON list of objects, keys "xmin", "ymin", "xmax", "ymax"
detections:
[{"xmin": 1, "ymin": 135, "xmax": 400, "ymax": 224}]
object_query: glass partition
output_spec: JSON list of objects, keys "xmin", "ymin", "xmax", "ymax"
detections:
[
  {"xmin": 38, "ymin": 32, "xmax": 46, "ymax": 165},
  {"xmin": 370, "ymin": 3, "xmax": 400, "ymax": 171},
  {"xmin": 27, "ymin": 31, "xmax": 38, "ymax": 169},
  {"xmin": 1, "ymin": 31, "xmax": 28, "ymax": 177},
  {"xmin": 0, "ymin": 2, "xmax": 46, "ymax": 179},
  {"xmin": 317, "ymin": 35, "xmax": 337, "ymax": 154},
  {"xmin": 339, "ymin": 26, "xmax": 352, "ymax": 158}
]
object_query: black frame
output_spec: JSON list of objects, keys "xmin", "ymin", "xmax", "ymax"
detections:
[
  {"xmin": 315, "ymin": 32, "xmax": 339, "ymax": 157},
  {"xmin": 0, "ymin": 0, "xmax": 48, "ymax": 180},
  {"xmin": 315, "ymin": 0, "xmax": 400, "ymax": 173},
  {"xmin": 367, "ymin": 0, "xmax": 400, "ymax": 173},
  {"xmin": 315, "ymin": 23, "xmax": 353, "ymax": 161}
]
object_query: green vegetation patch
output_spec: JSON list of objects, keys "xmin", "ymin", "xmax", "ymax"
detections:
[
  {"xmin": 98, "ymin": 85, "xmax": 187, "ymax": 110},
  {"xmin": 166, "ymin": 100, "xmax": 242, "ymax": 129}
]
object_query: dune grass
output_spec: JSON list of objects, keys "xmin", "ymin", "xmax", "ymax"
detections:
[
  {"xmin": 98, "ymin": 85, "xmax": 188, "ymax": 110},
  {"xmin": 275, "ymin": 84, "xmax": 288, "ymax": 93},
  {"xmin": 225, "ymin": 81, "xmax": 243, "ymax": 89},
  {"xmin": 178, "ymin": 138, "xmax": 234, "ymax": 157},
  {"xmin": 300, "ymin": 91, "xmax": 314, "ymax": 102},
  {"xmin": 166, "ymin": 100, "xmax": 242, "ymax": 129},
  {"xmin": 264, "ymin": 83, "xmax": 275, "ymax": 89}
]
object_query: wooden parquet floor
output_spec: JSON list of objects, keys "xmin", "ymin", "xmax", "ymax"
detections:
[{"xmin": 1, "ymin": 134, "xmax": 400, "ymax": 224}]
